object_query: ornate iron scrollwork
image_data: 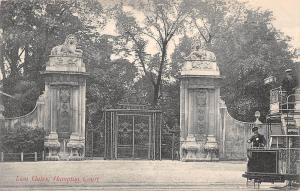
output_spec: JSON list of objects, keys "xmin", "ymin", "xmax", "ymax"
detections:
[{"xmin": 135, "ymin": 122, "xmax": 149, "ymax": 145}]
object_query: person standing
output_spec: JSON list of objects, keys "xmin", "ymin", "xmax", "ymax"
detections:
[
  {"xmin": 247, "ymin": 126, "xmax": 266, "ymax": 148},
  {"xmin": 281, "ymin": 69, "xmax": 297, "ymax": 110},
  {"xmin": 281, "ymin": 69, "xmax": 297, "ymax": 95}
]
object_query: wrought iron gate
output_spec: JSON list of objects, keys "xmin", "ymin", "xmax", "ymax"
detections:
[{"xmin": 104, "ymin": 104, "xmax": 162, "ymax": 160}]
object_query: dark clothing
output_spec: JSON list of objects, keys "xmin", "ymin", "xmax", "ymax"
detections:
[
  {"xmin": 281, "ymin": 75, "xmax": 297, "ymax": 95},
  {"xmin": 247, "ymin": 133, "xmax": 267, "ymax": 173},
  {"xmin": 248, "ymin": 133, "xmax": 266, "ymax": 147},
  {"xmin": 281, "ymin": 75, "xmax": 297, "ymax": 111}
]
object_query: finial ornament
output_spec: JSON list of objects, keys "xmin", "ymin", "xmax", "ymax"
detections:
[{"xmin": 254, "ymin": 111, "xmax": 262, "ymax": 125}]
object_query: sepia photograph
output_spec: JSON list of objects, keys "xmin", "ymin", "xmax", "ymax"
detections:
[{"xmin": 0, "ymin": 0, "xmax": 299, "ymax": 190}]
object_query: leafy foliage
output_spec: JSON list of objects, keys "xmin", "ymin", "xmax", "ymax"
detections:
[
  {"xmin": 0, "ymin": 1, "xmax": 139, "ymax": 152},
  {"xmin": 0, "ymin": 0, "xmax": 297, "ymax": 126},
  {"xmin": 0, "ymin": 0, "xmax": 104, "ymax": 117},
  {"xmin": 171, "ymin": 2, "xmax": 297, "ymax": 122},
  {"xmin": 0, "ymin": 126, "xmax": 45, "ymax": 153},
  {"xmin": 113, "ymin": 0, "xmax": 192, "ymax": 106},
  {"xmin": 214, "ymin": 8, "xmax": 296, "ymax": 121}
]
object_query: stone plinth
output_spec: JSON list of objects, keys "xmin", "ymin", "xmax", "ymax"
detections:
[
  {"xmin": 67, "ymin": 134, "xmax": 85, "ymax": 160},
  {"xmin": 43, "ymin": 35, "xmax": 87, "ymax": 161},
  {"xmin": 47, "ymin": 56, "xmax": 85, "ymax": 73},
  {"xmin": 180, "ymin": 47, "xmax": 221, "ymax": 161},
  {"xmin": 295, "ymin": 88, "xmax": 300, "ymax": 112},
  {"xmin": 181, "ymin": 134, "xmax": 199, "ymax": 161},
  {"xmin": 181, "ymin": 60, "xmax": 220, "ymax": 76},
  {"xmin": 204, "ymin": 135, "xmax": 219, "ymax": 161},
  {"xmin": 44, "ymin": 132, "xmax": 60, "ymax": 160}
]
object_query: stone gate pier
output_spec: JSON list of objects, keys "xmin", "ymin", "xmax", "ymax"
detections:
[
  {"xmin": 180, "ymin": 46, "xmax": 222, "ymax": 161},
  {"xmin": 42, "ymin": 35, "xmax": 88, "ymax": 160}
]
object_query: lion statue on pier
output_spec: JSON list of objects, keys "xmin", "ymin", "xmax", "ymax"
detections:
[{"xmin": 50, "ymin": 34, "xmax": 83, "ymax": 56}]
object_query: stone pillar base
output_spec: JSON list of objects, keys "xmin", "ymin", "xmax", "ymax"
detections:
[
  {"xmin": 181, "ymin": 134, "xmax": 207, "ymax": 161},
  {"xmin": 68, "ymin": 155, "xmax": 84, "ymax": 161},
  {"xmin": 45, "ymin": 156, "xmax": 60, "ymax": 161},
  {"xmin": 79, "ymin": 137, "xmax": 85, "ymax": 158},
  {"xmin": 67, "ymin": 133, "xmax": 84, "ymax": 160},
  {"xmin": 44, "ymin": 132, "xmax": 60, "ymax": 161},
  {"xmin": 58, "ymin": 152, "xmax": 70, "ymax": 161},
  {"xmin": 297, "ymin": 160, "xmax": 300, "ymax": 177},
  {"xmin": 205, "ymin": 152, "xmax": 219, "ymax": 161},
  {"xmin": 204, "ymin": 135, "xmax": 219, "ymax": 161}
]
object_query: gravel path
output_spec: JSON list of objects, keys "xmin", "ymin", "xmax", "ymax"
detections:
[{"xmin": 0, "ymin": 160, "xmax": 290, "ymax": 190}]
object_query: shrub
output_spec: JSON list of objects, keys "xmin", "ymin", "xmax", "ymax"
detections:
[{"xmin": 0, "ymin": 125, "xmax": 45, "ymax": 153}]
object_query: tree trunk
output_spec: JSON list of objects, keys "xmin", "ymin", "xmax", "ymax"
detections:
[
  {"xmin": 153, "ymin": 83, "xmax": 160, "ymax": 106},
  {"xmin": 152, "ymin": 43, "xmax": 167, "ymax": 106},
  {"xmin": 9, "ymin": 46, "xmax": 20, "ymax": 79},
  {"xmin": 0, "ymin": 41, "xmax": 5, "ymax": 80},
  {"xmin": 23, "ymin": 44, "xmax": 29, "ymax": 75}
]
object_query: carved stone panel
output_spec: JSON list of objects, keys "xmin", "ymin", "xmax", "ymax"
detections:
[
  {"xmin": 195, "ymin": 89, "xmax": 207, "ymax": 135},
  {"xmin": 190, "ymin": 89, "xmax": 207, "ymax": 135},
  {"xmin": 48, "ymin": 56, "xmax": 81, "ymax": 67},
  {"xmin": 45, "ymin": 74, "xmax": 86, "ymax": 86},
  {"xmin": 57, "ymin": 87, "xmax": 72, "ymax": 139}
]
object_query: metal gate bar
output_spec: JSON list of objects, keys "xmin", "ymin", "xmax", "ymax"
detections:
[
  {"xmin": 103, "ymin": 106, "xmax": 161, "ymax": 160},
  {"xmin": 148, "ymin": 115, "xmax": 151, "ymax": 159},
  {"xmin": 132, "ymin": 116, "xmax": 135, "ymax": 158}
]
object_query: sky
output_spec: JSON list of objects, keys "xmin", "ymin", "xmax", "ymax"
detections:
[
  {"xmin": 101, "ymin": 0, "xmax": 300, "ymax": 62},
  {"xmin": 101, "ymin": 0, "xmax": 300, "ymax": 54},
  {"xmin": 243, "ymin": 0, "xmax": 300, "ymax": 49},
  {"xmin": 1, "ymin": 0, "xmax": 300, "ymax": 80}
]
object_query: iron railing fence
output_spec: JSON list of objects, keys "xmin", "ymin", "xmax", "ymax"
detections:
[
  {"xmin": 269, "ymin": 135, "xmax": 300, "ymax": 174},
  {"xmin": 0, "ymin": 151, "xmax": 44, "ymax": 162},
  {"xmin": 270, "ymin": 87, "xmax": 299, "ymax": 114}
]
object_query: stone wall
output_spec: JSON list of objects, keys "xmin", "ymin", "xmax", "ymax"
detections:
[
  {"xmin": 3, "ymin": 94, "xmax": 45, "ymax": 129},
  {"xmin": 219, "ymin": 102, "xmax": 261, "ymax": 160},
  {"xmin": 219, "ymin": 107, "xmax": 251, "ymax": 160},
  {"xmin": 1, "ymin": 35, "xmax": 87, "ymax": 161}
]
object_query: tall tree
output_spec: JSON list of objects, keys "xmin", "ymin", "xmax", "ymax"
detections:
[
  {"xmin": 171, "ymin": 1, "xmax": 296, "ymax": 121},
  {"xmin": 215, "ymin": 8, "xmax": 296, "ymax": 121},
  {"xmin": 85, "ymin": 35, "xmax": 138, "ymax": 114},
  {"xmin": 186, "ymin": 0, "xmax": 245, "ymax": 47},
  {"xmin": 114, "ymin": 0, "xmax": 192, "ymax": 106},
  {"xmin": 0, "ymin": 0, "xmax": 104, "ymax": 117}
]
